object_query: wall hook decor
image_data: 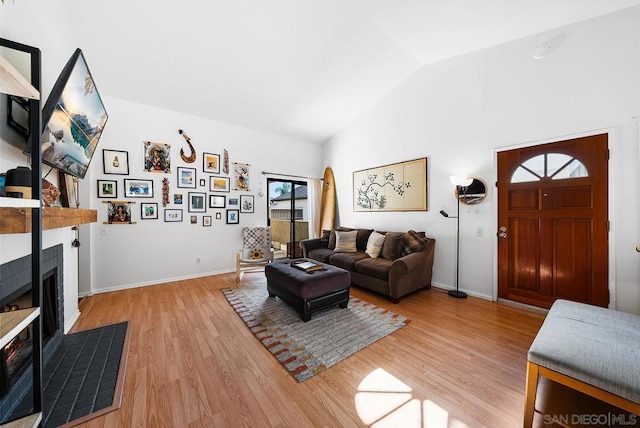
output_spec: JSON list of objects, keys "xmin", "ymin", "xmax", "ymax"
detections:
[{"xmin": 178, "ymin": 129, "xmax": 196, "ymax": 163}]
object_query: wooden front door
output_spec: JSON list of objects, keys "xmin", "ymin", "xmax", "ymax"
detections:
[{"xmin": 497, "ymin": 134, "xmax": 609, "ymax": 308}]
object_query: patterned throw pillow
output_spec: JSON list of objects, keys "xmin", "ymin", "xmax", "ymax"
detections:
[
  {"xmin": 365, "ymin": 231, "xmax": 386, "ymax": 258},
  {"xmin": 401, "ymin": 230, "xmax": 430, "ymax": 256},
  {"xmin": 334, "ymin": 230, "xmax": 358, "ymax": 252},
  {"xmin": 328, "ymin": 227, "xmax": 354, "ymax": 250}
]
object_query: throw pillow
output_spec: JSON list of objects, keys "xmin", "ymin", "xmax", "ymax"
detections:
[
  {"xmin": 381, "ymin": 232, "xmax": 404, "ymax": 260},
  {"xmin": 356, "ymin": 229, "xmax": 374, "ymax": 250},
  {"xmin": 334, "ymin": 230, "xmax": 358, "ymax": 252},
  {"xmin": 320, "ymin": 230, "xmax": 331, "ymax": 245},
  {"xmin": 328, "ymin": 227, "xmax": 353, "ymax": 250},
  {"xmin": 365, "ymin": 231, "xmax": 386, "ymax": 258},
  {"xmin": 402, "ymin": 230, "xmax": 430, "ymax": 255}
]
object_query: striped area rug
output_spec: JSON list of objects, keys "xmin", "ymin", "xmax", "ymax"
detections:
[{"xmin": 222, "ymin": 282, "xmax": 409, "ymax": 382}]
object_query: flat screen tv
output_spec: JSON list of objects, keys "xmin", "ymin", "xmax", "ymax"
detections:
[{"xmin": 40, "ymin": 48, "xmax": 108, "ymax": 179}]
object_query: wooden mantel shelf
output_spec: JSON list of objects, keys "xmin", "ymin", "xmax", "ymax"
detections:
[{"xmin": 0, "ymin": 207, "xmax": 97, "ymax": 234}]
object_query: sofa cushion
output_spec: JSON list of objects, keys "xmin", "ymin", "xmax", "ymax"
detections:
[
  {"xmin": 356, "ymin": 229, "xmax": 374, "ymax": 250},
  {"xmin": 334, "ymin": 230, "xmax": 358, "ymax": 252},
  {"xmin": 402, "ymin": 230, "xmax": 430, "ymax": 256},
  {"xmin": 381, "ymin": 232, "xmax": 404, "ymax": 260},
  {"xmin": 365, "ymin": 231, "xmax": 386, "ymax": 258},
  {"xmin": 320, "ymin": 229, "xmax": 331, "ymax": 245},
  {"xmin": 329, "ymin": 251, "xmax": 369, "ymax": 271},
  {"xmin": 307, "ymin": 248, "xmax": 336, "ymax": 263},
  {"xmin": 354, "ymin": 257, "xmax": 392, "ymax": 281},
  {"xmin": 328, "ymin": 227, "xmax": 354, "ymax": 250}
]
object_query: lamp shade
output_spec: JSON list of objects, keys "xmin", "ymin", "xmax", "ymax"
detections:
[{"xmin": 450, "ymin": 175, "xmax": 472, "ymax": 187}]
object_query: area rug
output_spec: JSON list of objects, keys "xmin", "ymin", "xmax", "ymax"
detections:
[
  {"xmin": 11, "ymin": 322, "xmax": 130, "ymax": 428},
  {"xmin": 222, "ymin": 282, "xmax": 409, "ymax": 382}
]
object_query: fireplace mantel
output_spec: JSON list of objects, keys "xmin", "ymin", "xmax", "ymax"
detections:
[{"xmin": 0, "ymin": 207, "xmax": 97, "ymax": 234}]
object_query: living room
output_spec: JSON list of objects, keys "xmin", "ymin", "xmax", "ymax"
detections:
[{"xmin": 2, "ymin": 1, "xmax": 640, "ymax": 427}]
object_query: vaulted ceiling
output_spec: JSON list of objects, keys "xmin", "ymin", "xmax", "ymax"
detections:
[{"xmin": 54, "ymin": 0, "xmax": 640, "ymax": 143}]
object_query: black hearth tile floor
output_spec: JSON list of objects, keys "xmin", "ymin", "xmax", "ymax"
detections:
[{"xmin": 11, "ymin": 322, "xmax": 128, "ymax": 427}]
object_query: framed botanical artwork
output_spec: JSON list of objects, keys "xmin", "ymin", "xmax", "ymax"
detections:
[
  {"xmin": 228, "ymin": 198, "xmax": 238, "ymax": 206},
  {"xmin": 103, "ymin": 149, "xmax": 129, "ymax": 175},
  {"xmin": 97, "ymin": 180, "xmax": 117, "ymax": 198},
  {"xmin": 107, "ymin": 201, "xmax": 133, "ymax": 224},
  {"xmin": 143, "ymin": 141, "xmax": 171, "ymax": 173},
  {"xmin": 209, "ymin": 194, "xmax": 226, "ymax": 208},
  {"xmin": 177, "ymin": 167, "xmax": 197, "ymax": 188},
  {"xmin": 226, "ymin": 209, "xmax": 239, "ymax": 224},
  {"xmin": 190, "ymin": 215, "xmax": 197, "ymax": 224},
  {"xmin": 188, "ymin": 192, "xmax": 206, "ymax": 213},
  {"xmin": 164, "ymin": 209, "xmax": 183, "ymax": 222},
  {"xmin": 232, "ymin": 162, "xmax": 250, "ymax": 191},
  {"xmin": 210, "ymin": 176, "xmax": 230, "ymax": 193},
  {"xmin": 174, "ymin": 194, "xmax": 183, "ymax": 204},
  {"xmin": 203, "ymin": 215, "xmax": 212, "ymax": 227},
  {"xmin": 215, "ymin": 212, "xmax": 222, "ymax": 220},
  {"xmin": 124, "ymin": 179, "xmax": 154, "ymax": 198},
  {"xmin": 141, "ymin": 202, "xmax": 158, "ymax": 219},
  {"xmin": 240, "ymin": 195, "xmax": 254, "ymax": 213},
  {"xmin": 203, "ymin": 152, "xmax": 221, "ymax": 174}
]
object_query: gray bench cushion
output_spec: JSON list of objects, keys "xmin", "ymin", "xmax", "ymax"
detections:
[{"xmin": 528, "ymin": 299, "xmax": 640, "ymax": 404}]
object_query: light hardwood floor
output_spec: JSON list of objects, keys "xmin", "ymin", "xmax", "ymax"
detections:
[{"xmin": 72, "ymin": 273, "xmax": 545, "ymax": 428}]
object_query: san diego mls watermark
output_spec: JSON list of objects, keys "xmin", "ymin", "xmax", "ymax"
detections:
[{"xmin": 543, "ymin": 413, "xmax": 638, "ymax": 426}]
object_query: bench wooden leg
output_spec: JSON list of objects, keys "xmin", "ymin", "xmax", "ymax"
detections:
[{"xmin": 523, "ymin": 361, "xmax": 539, "ymax": 428}]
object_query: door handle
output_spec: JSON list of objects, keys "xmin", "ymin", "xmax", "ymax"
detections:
[{"xmin": 498, "ymin": 226, "xmax": 507, "ymax": 239}]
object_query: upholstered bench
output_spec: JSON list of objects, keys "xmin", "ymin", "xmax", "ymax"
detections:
[
  {"xmin": 264, "ymin": 260, "xmax": 350, "ymax": 322},
  {"xmin": 524, "ymin": 299, "xmax": 640, "ymax": 427}
]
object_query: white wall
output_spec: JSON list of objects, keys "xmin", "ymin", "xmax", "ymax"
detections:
[{"xmin": 324, "ymin": 8, "xmax": 640, "ymax": 314}]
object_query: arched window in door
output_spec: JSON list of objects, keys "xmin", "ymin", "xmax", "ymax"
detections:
[{"xmin": 511, "ymin": 153, "xmax": 588, "ymax": 183}]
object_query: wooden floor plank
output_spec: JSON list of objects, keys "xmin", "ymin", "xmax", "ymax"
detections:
[{"xmin": 70, "ymin": 273, "xmax": 544, "ymax": 428}]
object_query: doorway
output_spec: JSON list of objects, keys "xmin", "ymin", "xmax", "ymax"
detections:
[
  {"xmin": 267, "ymin": 179, "xmax": 309, "ymax": 259},
  {"xmin": 497, "ymin": 133, "xmax": 609, "ymax": 308}
]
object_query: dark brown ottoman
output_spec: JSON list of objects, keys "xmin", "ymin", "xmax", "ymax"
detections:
[{"xmin": 264, "ymin": 260, "xmax": 351, "ymax": 321}]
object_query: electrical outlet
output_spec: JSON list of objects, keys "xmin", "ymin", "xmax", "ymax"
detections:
[
  {"xmin": 196, "ymin": 257, "xmax": 201, "ymax": 264},
  {"xmin": 100, "ymin": 226, "xmax": 109, "ymax": 236}
]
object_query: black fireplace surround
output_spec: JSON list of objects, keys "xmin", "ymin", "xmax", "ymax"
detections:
[{"xmin": 0, "ymin": 244, "xmax": 64, "ymax": 423}]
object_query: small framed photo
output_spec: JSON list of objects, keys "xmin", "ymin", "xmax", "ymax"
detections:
[
  {"xmin": 190, "ymin": 215, "xmax": 197, "ymax": 224},
  {"xmin": 203, "ymin": 216, "xmax": 212, "ymax": 227},
  {"xmin": 199, "ymin": 178, "xmax": 206, "ymax": 187},
  {"xmin": 188, "ymin": 192, "xmax": 207, "ymax": 213},
  {"xmin": 209, "ymin": 194, "xmax": 226, "ymax": 208},
  {"xmin": 164, "ymin": 209, "xmax": 183, "ymax": 222},
  {"xmin": 228, "ymin": 198, "xmax": 238, "ymax": 206},
  {"xmin": 174, "ymin": 194, "xmax": 183, "ymax": 204},
  {"xmin": 141, "ymin": 202, "xmax": 158, "ymax": 219},
  {"xmin": 203, "ymin": 152, "xmax": 221, "ymax": 174},
  {"xmin": 215, "ymin": 212, "xmax": 222, "ymax": 220},
  {"xmin": 97, "ymin": 180, "xmax": 117, "ymax": 198},
  {"xmin": 210, "ymin": 176, "xmax": 230, "ymax": 193},
  {"xmin": 124, "ymin": 179, "xmax": 154, "ymax": 198},
  {"xmin": 103, "ymin": 149, "xmax": 129, "ymax": 175},
  {"xmin": 240, "ymin": 195, "xmax": 254, "ymax": 213},
  {"xmin": 143, "ymin": 141, "xmax": 171, "ymax": 173},
  {"xmin": 107, "ymin": 201, "xmax": 133, "ymax": 224},
  {"xmin": 177, "ymin": 167, "xmax": 197, "ymax": 188},
  {"xmin": 226, "ymin": 209, "xmax": 239, "ymax": 224}
]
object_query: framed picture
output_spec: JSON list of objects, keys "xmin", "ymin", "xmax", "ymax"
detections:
[
  {"xmin": 58, "ymin": 172, "xmax": 78, "ymax": 208},
  {"xmin": 203, "ymin": 152, "xmax": 221, "ymax": 174},
  {"xmin": 188, "ymin": 192, "xmax": 206, "ymax": 213},
  {"xmin": 240, "ymin": 195, "xmax": 254, "ymax": 213},
  {"xmin": 190, "ymin": 215, "xmax": 197, "ymax": 224},
  {"xmin": 228, "ymin": 198, "xmax": 238, "ymax": 206},
  {"xmin": 226, "ymin": 209, "xmax": 239, "ymax": 224},
  {"xmin": 164, "ymin": 209, "xmax": 183, "ymax": 222},
  {"xmin": 209, "ymin": 194, "xmax": 226, "ymax": 208},
  {"xmin": 203, "ymin": 216, "xmax": 212, "ymax": 227},
  {"xmin": 143, "ymin": 141, "xmax": 171, "ymax": 173},
  {"xmin": 209, "ymin": 176, "xmax": 230, "ymax": 193},
  {"xmin": 177, "ymin": 167, "xmax": 197, "ymax": 188},
  {"xmin": 215, "ymin": 212, "xmax": 222, "ymax": 220},
  {"xmin": 107, "ymin": 201, "xmax": 133, "ymax": 224},
  {"xmin": 40, "ymin": 49, "xmax": 108, "ymax": 179},
  {"xmin": 141, "ymin": 202, "xmax": 158, "ymax": 219},
  {"xmin": 103, "ymin": 149, "xmax": 129, "ymax": 175},
  {"xmin": 232, "ymin": 162, "xmax": 250, "ymax": 191},
  {"xmin": 174, "ymin": 193, "xmax": 183, "ymax": 204},
  {"xmin": 124, "ymin": 179, "xmax": 154, "ymax": 198},
  {"xmin": 97, "ymin": 180, "xmax": 117, "ymax": 198},
  {"xmin": 199, "ymin": 178, "xmax": 206, "ymax": 187}
]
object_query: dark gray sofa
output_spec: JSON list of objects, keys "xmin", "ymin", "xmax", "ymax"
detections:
[{"xmin": 300, "ymin": 228, "xmax": 435, "ymax": 303}]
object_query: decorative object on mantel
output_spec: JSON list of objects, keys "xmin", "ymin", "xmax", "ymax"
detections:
[
  {"xmin": 143, "ymin": 141, "xmax": 171, "ymax": 173},
  {"xmin": 222, "ymin": 281, "xmax": 409, "ymax": 382},
  {"xmin": 232, "ymin": 162, "xmax": 250, "ymax": 191},
  {"xmin": 104, "ymin": 200, "xmax": 135, "ymax": 224},
  {"xmin": 4, "ymin": 166, "xmax": 32, "ymax": 198},
  {"xmin": 353, "ymin": 158, "xmax": 427, "ymax": 212},
  {"xmin": 178, "ymin": 129, "xmax": 196, "ymax": 163},
  {"xmin": 58, "ymin": 171, "xmax": 79, "ymax": 208},
  {"xmin": 162, "ymin": 177, "xmax": 170, "ymax": 206},
  {"xmin": 223, "ymin": 149, "xmax": 229, "ymax": 174},
  {"xmin": 42, "ymin": 178, "xmax": 61, "ymax": 206}
]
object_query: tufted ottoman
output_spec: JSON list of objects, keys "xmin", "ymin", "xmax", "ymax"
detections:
[{"xmin": 264, "ymin": 260, "xmax": 351, "ymax": 322}]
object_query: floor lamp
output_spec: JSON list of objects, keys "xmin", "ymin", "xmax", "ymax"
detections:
[{"xmin": 440, "ymin": 175, "xmax": 473, "ymax": 298}]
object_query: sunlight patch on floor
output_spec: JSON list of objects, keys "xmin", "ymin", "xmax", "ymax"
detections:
[{"xmin": 355, "ymin": 368, "xmax": 469, "ymax": 428}]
